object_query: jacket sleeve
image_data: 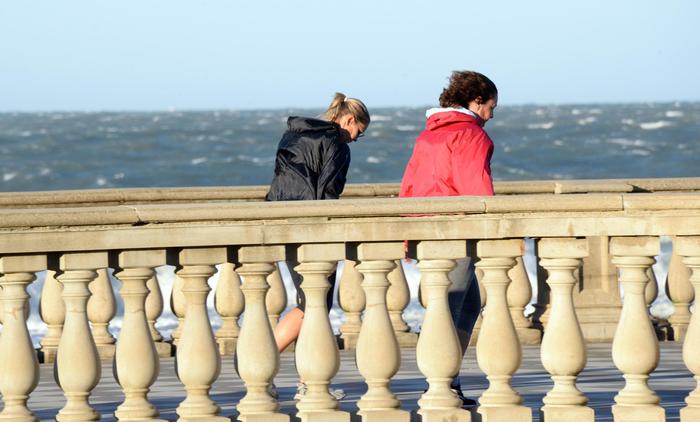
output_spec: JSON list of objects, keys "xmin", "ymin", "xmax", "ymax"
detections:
[
  {"xmin": 451, "ymin": 131, "xmax": 494, "ymax": 196},
  {"xmin": 317, "ymin": 143, "xmax": 351, "ymax": 199}
]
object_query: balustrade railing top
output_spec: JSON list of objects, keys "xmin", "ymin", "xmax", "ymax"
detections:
[{"xmin": 1, "ymin": 176, "xmax": 699, "ymax": 208}]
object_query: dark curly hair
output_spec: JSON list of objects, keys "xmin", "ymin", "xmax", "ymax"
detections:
[{"xmin": 438, "ymin": 71, "xmax": 497, "ymax": 108}]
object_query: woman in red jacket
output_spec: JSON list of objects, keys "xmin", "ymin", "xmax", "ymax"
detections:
[{"xmin": 400, "ymin": 70, "xmax": 498, "ymax": 406}]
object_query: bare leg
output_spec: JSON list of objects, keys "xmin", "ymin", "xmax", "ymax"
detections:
[{"xmin": 274, "ymin": 307, "xmax": 304, "ymax": 352}]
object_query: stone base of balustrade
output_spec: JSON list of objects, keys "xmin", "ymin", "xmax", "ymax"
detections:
[
  {"xmin": 339, "ymin": 333, "xmax": 360, "ymax": 350},
  {"xmin": 611, "ymin": 404, "xmax": 665, "ymax": 422},
  {"xmin": 681, "ymin": 406, "xmax": 700, "ymax": 421},
  {"xmin": 516, "ymin": 327, "xmax": 542, "ymax": 345},
  {"xmin": 395, "ymin": 331, "xmax": 419, "ymax": 347},
  {"xmin": 96, "ymin": 344, "xmax": 116, "ymax": 361},
  {"xmin": 670, "ymin": 323, "xmax": 688, "ymax": 342},
  {"xmin": 297, "ymin": 409, "xmax": 351, "ymax": 422},
  {"xmin": 579, "ymin": 321, "xmax": 618, "ymax": 343},
  {"xmin": 411, "ymin": 408, "xmax": 473, "ymax": 422},
  {"xmin": 178, "ymin": 415, "xmax": 231, "ymax": 422},
  {"xmin": 353, "ymin": 409, "xmax": 410, "ymax": 422},
  {"xmin": 238, "ymin": 412, "xmax": 289, "ymax": 422},
  {"xmin": 478, "ymin": 405, "xmax": 532, "ymax": 422},
  {"xmin": 154, "ymin": 341, "xmax": 173, "ymax": 358},
  {"xmin": 540, "ymin": 405, "xmax": 594, "ymax": 422},
  {"xmin": 217, "ymin": 338, "xmax": 238, "ymax": 356},
  {"xmin": 39, "ymin": 347, "xmax": 58, "ymax": 364}
]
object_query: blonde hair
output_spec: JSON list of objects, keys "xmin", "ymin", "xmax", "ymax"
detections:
[{"xmin": 323, "ymin": 92, "xmax": 370, "ymax": 126}]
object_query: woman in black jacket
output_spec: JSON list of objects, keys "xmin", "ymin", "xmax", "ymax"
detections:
[{"xmin": 266, "ymin": 92, "xmax": 370, "ymax": 399}]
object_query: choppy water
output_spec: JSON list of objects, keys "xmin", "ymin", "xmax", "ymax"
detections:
[{"xmin": 1, "ymin": 102, "xmax": 699, "ymax": 192}]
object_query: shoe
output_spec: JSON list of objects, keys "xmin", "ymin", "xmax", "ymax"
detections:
[
  {"xmin": 450, "ymin": 377, "xmax": 477, "ymax": 408},
  {"xmin": 294, "ymin": 382, "xmax": 346, "ymax": 401},
  {"xmin": 267, "ymin": 383, "xmax": 279, "ymax": 400}
]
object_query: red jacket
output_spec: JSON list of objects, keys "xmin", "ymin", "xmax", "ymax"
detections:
[{"xmin": 400, "ymin": 109, "xmax": 494, "ymax": 198}]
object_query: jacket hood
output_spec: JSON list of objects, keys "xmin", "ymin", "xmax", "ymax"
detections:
[
  {"xmin": 287, "ymin": 116, "xmax": 339, "ymax": 133},
  {"xmin": 425, "ymin": 107, "xmax": 484, "ymax": 130}
]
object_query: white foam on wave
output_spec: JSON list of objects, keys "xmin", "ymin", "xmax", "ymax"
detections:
[
  {"xmin": 621, "ymin": 118, "xmax": 636, "ymax": 125},
  {"xmin": 96, "ymin": 177, "xmax": 107, "ymax": 186},
  {"xmin": 39, "ymin": 168, "xmax": 51, "ymax": 176},
  {"xmin": 396, "ymin": 125, "xmax": 419, "ymax": 132},
  {"xmin": 191, "ymin": 157, "xmax": 208, "ymax": 165},
  {"xmin": 577, "ymin": 116, "xmax": 597, "ymax": 125},
  {"xmin": 607, "ymin": 138, "xmax": 648, "ymax": 147},
  {"xmin": 3, "ymin": 172, "xmax": 17, "ymax": 182},
  {"xmin": 366, "ymin": 156, "xmax": 384, "ymax": 164},
  {"xmin": 629, "ymin": 149, "xmax": 651, "ymax": 156},
  {"xmin": 588, "ymin": 108, "xmax": 602, "ymax": 115},
  {"xmin": 237, "ymin": 154, "xmax": 274, "ymax": 165},
  {"xmin": 571, "ymin": 109, "xmax": 582, "ymax": 115},
  {"xmin": 665, "ymin": 110, "xmax": 684, "ymax": 118},
  {"xmin": 371, "ymin": 115, "xmax": 393, "ymax": 122},
  {"xmin": 640, "ymin": 121, "xmax": 672, "ymax": 130},
  {"xmin": 553, "ymin": 139, "xmax": 564, "ymax": 146},
  {"xmin": 527, "ymin": 122, "xmax": 554, "ymax": 130}
]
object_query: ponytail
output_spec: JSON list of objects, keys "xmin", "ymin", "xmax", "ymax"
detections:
[{"xmin": 323, "ymin": 92, "xmax": 370, "ymax": 125}]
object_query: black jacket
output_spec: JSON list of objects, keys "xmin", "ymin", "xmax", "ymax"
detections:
[{"xmin": 265, "ymin": 117, "xmax": 351, "ymax": 201}]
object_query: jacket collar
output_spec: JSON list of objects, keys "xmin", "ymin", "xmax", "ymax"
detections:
[{"xmin": 425, "ymin": 107, "xmax": 484, "ymax": 129}]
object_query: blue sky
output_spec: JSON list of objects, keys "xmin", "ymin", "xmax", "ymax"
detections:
[{"xmin": 1, "ymin": 0, "xmax": 698, "ymax": 111}]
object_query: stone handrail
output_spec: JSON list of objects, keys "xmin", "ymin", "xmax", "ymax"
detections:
[
  {"xmin": 0, "ymin": 181, "xmax": 699, "ymax": 421},
  {"xmin": 1, "ymin": 176, "xmax": 699, "ymax": 208}
]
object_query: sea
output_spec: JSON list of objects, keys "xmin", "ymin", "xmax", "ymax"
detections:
[{"xmin": 1, "ymin": 102, "xmax": 698, "ymax": 344}]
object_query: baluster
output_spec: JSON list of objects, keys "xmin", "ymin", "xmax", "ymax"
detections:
[
  {"xmin": 170, "ymin": 273, "xmax": 186, "ymax": 345},
  {"xmin": 387, "ymin": 260, "xmax": 418, "ymax": 347},
  {"xmin": 146, "ymin": 272, "xmax": 171, "ymax": 357},
  {"xmin": 294, "ymin": 243, "xmax": 349, "ymax": 421},
  {"xmin": 468, "ymin": 268, "xmax": 486, "ymax": 346},
  {"xmin": 87, "ymin": 268, "xmax": 116, "ymax": 360},
  {"xmin": 215, "ymin": 262, "xmax": 244, "ymax": 355},
  {"xmin": 415, "ymin": 240, "xmax": 471, "ymax": 422},
  {"xmin": 676, "ymin": 236, "xmax": 700, "ymax": 421},
  {"xmin": 54, "ymin": 252, "xmax": 107, "ymax": 422},
  {"xmin": 266, "ymin": 265, "xmax": 287, "ymax": 328},
  {"xmin": 169, "ymin": 247, "xmax": 230, "ymax": 421},
  {"xmin": 645, "ymin": 266, "xmax": 659, "ymax": 312},
  {"xmin": 476, "ymin": 239, "xmax": 532, "ymax": 422},
  {"xmin": 39, "ymin": 269, "xmax": 65, "ymax": 363},
  {"xmin": 508, "ymin": 256, "xmax": 540, "ymax": 344},
  {"xmin": 610, "ymin": 236, "xmax": 665, "ymax": 422},
  {"xmin": 531, "ymin": 238, "xmax": 551, "ymax": 331},
  {"xmin": 112, "ymin": 249, "xmax": 167, "ymax": 422},
  {"xmin": 355, "ymin": 242, "xmax": 410, "ymax": 422},
  {"xmin": 667, "ymin": 237, "xmax": 693, "ymax": 342},
  {"xmin": 235, "ymin": 245, "xmax": 288, "ymax": 422},
  {"xmin": 338, "ymin": 259, "xmax": 365, "ymax": 350},
  {"xmin": 538, "ymin": 238, "xmax": 594, "ymax": 422},
  {"xmin": 0, "ymin": 255, "xmax": 45, "ymax": 421}
]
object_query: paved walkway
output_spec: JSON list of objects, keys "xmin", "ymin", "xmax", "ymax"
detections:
[{"xmin": 27, "ymin": 343, "xmax": 690, "ymax": 421}]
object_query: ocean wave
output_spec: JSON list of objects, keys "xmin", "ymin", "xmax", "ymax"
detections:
[
  {"xmin": 640, "ymin": 121, "xmax": 672, "ymax": 130},
  {"xmin": 629, "ymin": 149, "xmax": 651, "ymax": 156},
  {"xmin": 96, "ymin": 177, "xmax": 108, "ymax": 186},
  {"xmin": 607, "ymin": 138, "xmax": 648, "ymax": 147},
  {"xmin": 527, "ymin": 122, "xmax": 554, "ymax": 130},
  {"xmin": 3, "ymin": 172, "xmax": 17, "ymax": 182},
  {"xmin": 366, "ymin": 156, "xmax": 384, "ymax": 164},
  {"xmin": 237, "ymin": 154, "xmax": 274, "ymax": 165},
  {"xmin": 191, "ymin": 157, "xmax": 208, "ymax": 165},
  {"xmin": 621, "ymin": 118, "xmax": 636, "ymax": 125},
  {"xmin": 396, "ymin": 125, "xmax": 419, "ymax": 131},
  {"xmin": 665, "ymin": 110, "xmax": 684, "ymax": 118},
  {"xmin": 39, "ymin": 168, "xmax": 51, "ymax": 176},
  {"xmin": 371, "ymin": 115, "xmax": 393, "ymax": 122},
  {"xmin": 577, "ymin": 116, "xmax": 597, "ymax": 125}
]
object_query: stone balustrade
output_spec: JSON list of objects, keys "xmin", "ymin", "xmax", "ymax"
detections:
[{"xmin": 0, "ymin": 178, "xmax": 699, "ymax": 421}]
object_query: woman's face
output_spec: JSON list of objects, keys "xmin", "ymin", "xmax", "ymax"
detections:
[
  {"xmin": 337, "ymin": 114, "xmax": 368, "ymax": 143},
  {"xmin": 468, "ymin": 94, "xmax": 498, "ymax": 123}
]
